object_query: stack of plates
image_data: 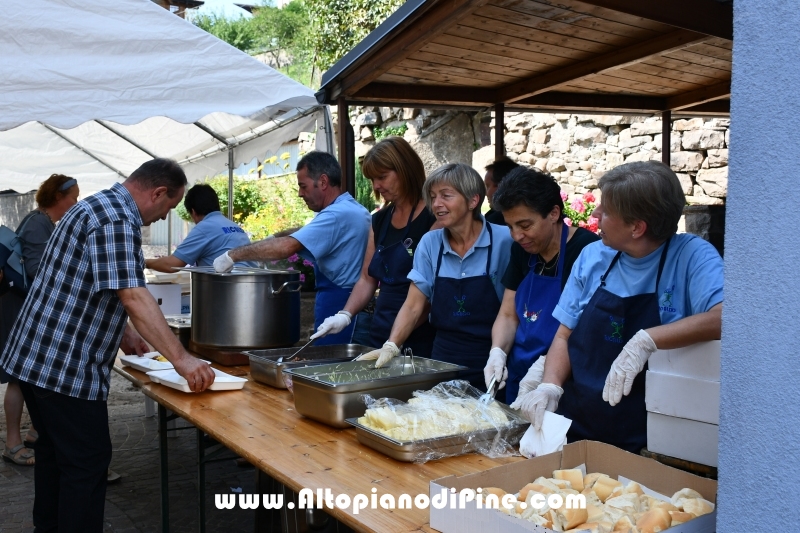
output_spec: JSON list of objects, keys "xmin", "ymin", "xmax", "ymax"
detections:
[{"xmin": 146, "ymin": 368, "xmax": 247, "ymax": 392}]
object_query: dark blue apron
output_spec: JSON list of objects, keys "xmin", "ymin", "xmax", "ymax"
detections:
[
  {"xmin": 430, "ymin": 224, "xmax": 501, "ymax": 391},
  {"xmin": 367, "ymin": 206, "xmax": 436, "ymax": 356},
  {"xmin": 507, "ymin": 224, "xmax": 569, "ymax": 403},
  {"xmin": 557, "ymin": 238, "xmax": 670, "ymax": 453},
  {"xmin": 312, "ymin": 265, "xmax": 355, "ymax": 346}
]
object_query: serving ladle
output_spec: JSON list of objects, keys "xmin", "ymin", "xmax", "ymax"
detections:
[{"xmin": 277, "ymin": 338, "xmax": 315, "ymax": 363}]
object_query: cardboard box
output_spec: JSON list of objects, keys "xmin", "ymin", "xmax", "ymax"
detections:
[
  {"xmin": 646, "ymin": 371, "xmax": 720, "ymax": 425},
  {"xmin": 648, "ymin": 341, "xmax": 720, "ymax": 381},
  {"xmin": 647, "ymin": 413, "xmax": 719, "ymax": 467},
  {"xmin": 430, "ymin": 440, "xmax": 716, "ymax": 533},
  {"xmin": 146, "ymin": 283, "xmax": 181, "ymax": 315},
  {"xmin": 181, "ymin": 294, "xmax": 190, "ymax": 314}
]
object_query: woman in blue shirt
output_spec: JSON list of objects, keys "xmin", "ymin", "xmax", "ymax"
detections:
[
  {"xmin": 513, "ymin": 161, "xmax": 723, "ymax": 453},
  {"xmin": 358, "ymin": 163, "xmax": 513, "ymax": 391}
]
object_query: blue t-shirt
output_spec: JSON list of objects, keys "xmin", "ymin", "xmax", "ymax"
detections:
[
  {"xmin": 407, "ymin": 218, "xmax": 513, "ymax": 302},
  {"xmin": 291, "ymin": 192, "xmax": 371, "ymax": 289},
  {"xmin": 173, "ymin": 211, "xmax": 254, "ymax": 267},
  {"xmin": 553, "ymin": 233, "xmax": 724, "ymax": 329}
]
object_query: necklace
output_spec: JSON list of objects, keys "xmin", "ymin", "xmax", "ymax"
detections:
[
  {"xmin": 535, "ymin": 252, "xmax": 560, "ymax": 275},
  {"xmin": 39, "ymin": 208, "xmax": 55, "ymax": 225}
]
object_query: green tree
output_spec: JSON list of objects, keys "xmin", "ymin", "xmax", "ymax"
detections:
[
  {"xmin": 193, "ymin": 13, "xmax": 257, "ymax": 52},
  {"xmin": 355, "ymin": 163, "xmax": 376, "ymax": 212},
  {"xmin": 305, "ymin": 0, "xmax": 404, "ymax": 73}
]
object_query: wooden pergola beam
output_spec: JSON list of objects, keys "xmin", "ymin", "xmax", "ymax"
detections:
[
  {"xmin": 498, "ymin": 29, "xmax": 708, "ymax": 104},
  {"xmin": 666, "ymin": 81, "xmax": 731, "ymax": 111},
  {"xmin": 334, "ymin": 0, "xmax": 492, "ymax": 99},
  {"xmin": 674, "ymin": 100, "xmax": 730, "ymax": 116},
  {"xmin": 576, "ymin": 0, "xmax": 733, "ymax": 41},
  {"xmin": 352, "ymin": 82, "xmax": 494, "ymax": 106},
  {"xmin": 514, "ymin": 92, "xmax": 665, "ymax": 113}
]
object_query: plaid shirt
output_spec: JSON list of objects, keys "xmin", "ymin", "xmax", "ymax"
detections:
[{"xmin": 0, "ymin": 183, "xmax": 146, "ymax": 401}]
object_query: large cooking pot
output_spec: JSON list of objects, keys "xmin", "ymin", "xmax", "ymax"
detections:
[{"xmin": 185, "ymin": 266, "xmax": 302, "ymax": 352}]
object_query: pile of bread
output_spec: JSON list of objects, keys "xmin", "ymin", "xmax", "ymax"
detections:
[
  {"xmin": 481, "ymin": 468, "xmax": 714, "ymax": 532},
  {"xmin": 358, "ymin": 395, "xmax": 513, "ymax": 441}
]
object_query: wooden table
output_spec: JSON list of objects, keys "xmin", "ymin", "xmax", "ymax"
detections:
[{"xmin": 113, "ymin": 358, "xmax": 523, "ymax": 533}]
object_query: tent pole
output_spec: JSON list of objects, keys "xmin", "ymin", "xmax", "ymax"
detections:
[
  {"xmin": 228, "ymin": 148, "xmax": 234, "ymax": 221},
  {"xmin": 39, "ymin": 123, "xmax": 126, "ymax": 179},
  {"xmin": 167, "ymin": 210, "xmax": 173, "ymax": 254}
]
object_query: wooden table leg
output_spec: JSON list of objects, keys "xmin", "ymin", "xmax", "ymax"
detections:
[{"xmin": 158, "ymin": 403, "xmax": 170, "ymax": 533}]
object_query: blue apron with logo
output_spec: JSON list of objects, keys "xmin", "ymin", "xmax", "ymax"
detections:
[
  {"xmin": 507, "ymin": 224, "xmax": 569, "ymax": 403},
  {"xmin": 429, "ymin": 224, "xmax": 501, "ymax": 391},
  {"xmin": 557, "ymin": 238, "xmax": 670, "ymax": 453},
  {"xmin": 313, "ymin": 266, "xmax": 355, "ymax": 346},
  {"xmin": 367, "ymin": 206, "xmax": 436, "ymax": 356}
]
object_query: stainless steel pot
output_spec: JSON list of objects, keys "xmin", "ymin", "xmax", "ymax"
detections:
[{"xmin": 185, "ymin": 266, "xmax": 302, "ymax": 351}]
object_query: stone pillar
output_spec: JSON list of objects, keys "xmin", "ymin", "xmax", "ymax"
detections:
[{"xmin": 682, "ymin": 205, "xmax": 725, "ymax": 257}]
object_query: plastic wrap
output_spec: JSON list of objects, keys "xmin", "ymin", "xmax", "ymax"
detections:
[{"xmin": 351, "ymin": 380, "xmax": 530, "ymax": 463}]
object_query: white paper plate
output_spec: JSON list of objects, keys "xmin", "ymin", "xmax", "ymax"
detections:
[
  {"xmin": 146, "ymin": 368, "xmax": 247, "ymax": 392},
  {"xmin": 120, "ymin": 355, "xmax": 211, "ymax": 373}
]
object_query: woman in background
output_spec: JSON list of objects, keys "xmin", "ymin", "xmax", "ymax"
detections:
[{"xmin": 1, "ymin": 174, "xmax": 79, "ymax": 466}]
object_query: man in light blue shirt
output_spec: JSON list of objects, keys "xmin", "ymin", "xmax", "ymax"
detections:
[
  {"xmin": 146, "ymin": 184, "xmax": 254, "ymax": 272},
  {"xmin": 214, "ymin": 152, "xmax": 370, "ymax": 345}
]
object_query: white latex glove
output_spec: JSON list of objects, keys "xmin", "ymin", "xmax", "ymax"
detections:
[
  {"xmin": 213, "ymin": 251, "xmax": 235, "ymax": 273},
  {"xmin": 602, "ymin": 329, "xmax": 657, "ymax": 406},
  {"xmin": 516, "ymin": 355, "xmax": 547, "ymax": 398},
  {"xmin": 483, "ymin": 347, "xmax": 508, "ymax": 391},
  {"xmin": 355, "ymin": 341, "xmax": 399, "ymax": 368},
  {"xmin": 310, "ymin": 311, "xmax": 352, "ymax": 340},
  {"xmin": 510, "ymin": 383, "xmax": 563, "ymax": 431}
]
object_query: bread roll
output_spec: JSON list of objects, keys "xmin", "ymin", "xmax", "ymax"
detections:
[
  {"xmin": 622, "ymin": 482, "xmax": 644, "ymax": 497},
  {"xmin": 566, "ymin": 523, "xmax": 602, "ymax": 533},
  {"xmin": 481, "ymin": 487, "xmax": 507, "ymax": 499},
  {"xmin": 557, "ymin": 506, "xmax": 589, "ymax": 530},
  {"xmin": 525, "ymin": 512, "xmax": 548, "ymax": 526},
  {"xmin": 635, "ymin": 508, "xmax": 671, "ymax": 533},
  {"xmin": 605, "ymin": 494, "xmax": 640, "ymax": 515},
  {"xmin": 519, "ymin": 482, "xmax": 554, "ymax": 501},
  {"xmin": 670, "ymin": 488, "xmax": 702, "ymax": 507},
  {"xmin": 593, "ymin": 476, "xmax": 623, "ymax": 502},
  {"xmin": 535, "ymin": 477, "xmax": 561, "ymax": 491},
  {"xmin": 649, "ymin": 500, "xmax": 678, "ymax": 513},
  {"xmin": 668, "ymin": 511, "xmax": 695, "ymax": 526},
  {"xmin": 584, "ymin": 473, "xmax": 606, "ymax": 491},
  {"xmin": 583, "ymin": 491, "xmax": 602, "ymax": 509},
  {"xmin": 681, "ymin": 498, "xmax": 713, "ymax": 517},
  {"xmin": 552, "ymin": 478, "xmax": 574, "ymax": 490},
  {"xmin": 612, "ymin": 515, "xmax": 636, "ymax": 532},
  {"xmin": 608, "ymin": 485, "xmax": 624, "ymax": 500},
  {"xmin": 555, "ymin": 469, "xmax": 586, "ymax": 492},
  {"xmin": 586, "ymin": 502, "xmax": 605, "ymax": 522}
]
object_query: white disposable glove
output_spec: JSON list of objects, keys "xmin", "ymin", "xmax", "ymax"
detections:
[
  {"xmin": 516, "ymin": 355, "xmax": 547, "ymax": 399},
  {"xmin": 355, "ymin": 341, "xmax": 400, "ymax": 368},
  {"xmin": 310, "ymin": 311, "xmax": 352, "ymax": 340},
  {"xmin": 602, "ymin": 329, "xmax": 657, "ymax": 406},
  {"xmin": 483, "ymin": 347, "xmax": 508, "ymax": 391},
  {"xmin": 510, "ymin": 383, "xmax": 563, "ymax": 431},
  {"xmin": 213, "ymin": 251, "xmax": 235, "ymax": 273}
]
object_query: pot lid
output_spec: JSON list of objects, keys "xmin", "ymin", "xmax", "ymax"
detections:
[{"xmin": 176, "ymin": 266, "xmax": 296, "ymax": 276}]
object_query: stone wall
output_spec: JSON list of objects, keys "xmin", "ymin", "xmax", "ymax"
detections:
[{"xmin": 342, "ymin": 107, "xmax": 729, "ymax": 206}]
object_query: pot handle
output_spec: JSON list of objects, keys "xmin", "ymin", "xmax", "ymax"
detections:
[{"xmin": 272, "ymin": 280, "xmax": 304, "ymax": 295}]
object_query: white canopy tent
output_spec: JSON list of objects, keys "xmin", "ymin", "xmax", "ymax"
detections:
[{"xmin": 0, "ymin": 0, "xmax": 332, "ymax": 203}]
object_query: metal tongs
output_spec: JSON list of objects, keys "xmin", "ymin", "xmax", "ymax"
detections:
[
  {"xmin": 401, "ymin": 347, "xmax": 415, "ymax": 375},
  {"xmin": 480, "ymin": 376, "xmax": 498, "ymax": 404}
]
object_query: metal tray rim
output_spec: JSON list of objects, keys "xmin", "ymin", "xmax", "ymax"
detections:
[{"xmin": 282, "ymin": 359, "xmax": 468, "ymax": 390}]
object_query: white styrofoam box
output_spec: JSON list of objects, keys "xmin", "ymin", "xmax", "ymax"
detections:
[
  {"xmin": 648, "ymin": 340, "xmax": 720, "ymax": 381},
  {"xmin": 146, "ymin": 283, "xmax": 181, "ymax": 315},
  {"xmin": 646, "ymin": 371, "xmax": 720, "ymax": 425},
  {"xmin": 647, "ymin": 412, "xmax": 719, "ymax": 467}
]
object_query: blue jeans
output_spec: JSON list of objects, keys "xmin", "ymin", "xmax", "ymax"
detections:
[{"xmin": 19, "ymin": 381, "xmax": 112, "ymax": 533}]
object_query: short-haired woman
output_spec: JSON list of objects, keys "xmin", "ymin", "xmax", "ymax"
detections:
[
  {"xmin": 1, "ymin": 174, "xmax": 79, "ymax": 466},
  {"xmin": 485, "ymin": 167, "xmax": 599, "ymax": 403},
  {"xmin": 311, "ymin": 136, "xmax": 437, "ymax": 354},
  {"xmin": 514, "ymin": 161, "xmax": 723, "ymax": 453},
  {"xmin": 358, "ymin": 163, "xmax": 513, "ymax": 391}
]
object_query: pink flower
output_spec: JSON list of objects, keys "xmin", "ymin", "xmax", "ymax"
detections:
[
  {"xmin": 287, "ymin": 266, "xmax": 295, "ymax": 270},
  {"xmin": 564, "ymin": 217, "xmax": 572, "ymax": 227},
  {"xmin": 288, "ymin": 253, "xmax": 300, "ymax": 263},
  {"xmin": 578, "ymin": 220, "xmax": 587, "ymax": 228},
  {"xmin": 587, "ymin": 216, "xmax": 599, "ymax": 233},
  {"xmin": 570, "ymin": 199, "xmax": 586, "ymax": 213},
  {"xmin": 302, "ymin": 259, "xmax": 314, "ymax": 267},
  {"xmin": 560, "ymin": 191, "xmax": 568, "ymax": 201},
  {"xmin": 583, "ymin": 192, "xmax": 596, "ymax": 203},
  {"xmin": 299, "ymin": 273, "xmax": 306, "ymax": 282}
]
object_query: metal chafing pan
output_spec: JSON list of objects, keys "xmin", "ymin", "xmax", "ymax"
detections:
[
  {"xmin": 345, "ymin": 405, "xmax": 530, "ymax": 462},
  {"xmin": 244, "ymin": 344, "xmax": 375, "ymax": 389},
  {"xmin": 164, "ymin": 314, "xmax": 191, "ymax": 350},
  {"xmin": 282, "ymin": 357, "xmax": 467, "ymax": 428}
]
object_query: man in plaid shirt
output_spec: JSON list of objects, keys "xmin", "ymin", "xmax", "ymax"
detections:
[{"xmin": 0, "ymin": 158, "xmax": 215, "ymax": 532}]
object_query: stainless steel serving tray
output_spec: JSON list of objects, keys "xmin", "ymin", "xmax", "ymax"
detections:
[
  {"xmin": 283, "ymin": 358, "xmax": 467, "ymax": 428},
  {"xmin": 244, "ymin": 344, "xmax": 374, "ymax": 389},
  {"xmin": 346, "ymin": 407, "xmax": 530, "ymax": 462}
]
